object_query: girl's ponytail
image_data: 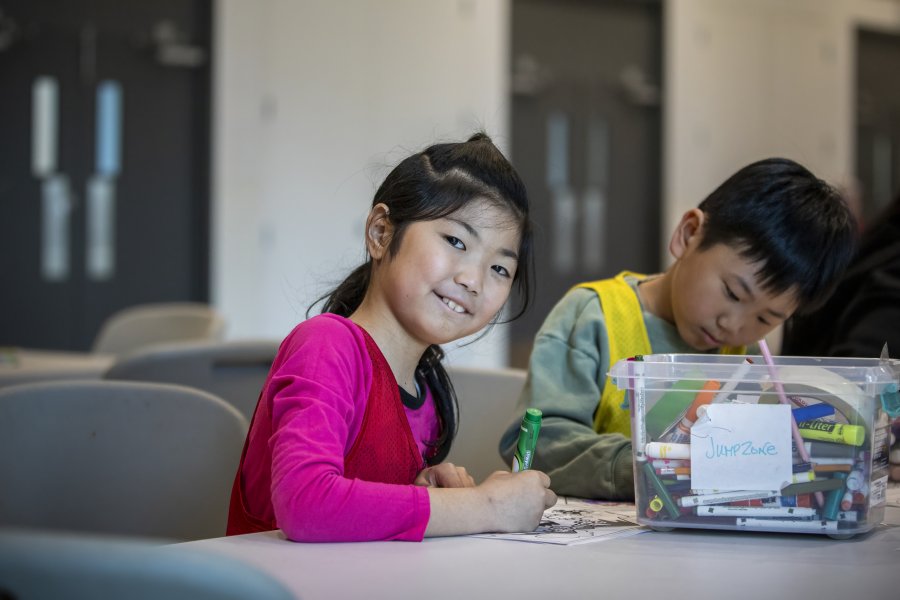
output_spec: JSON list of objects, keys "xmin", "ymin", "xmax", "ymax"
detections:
[
  {"xmin": 311, "ymin": 263, "xmax": 370, "ymax": 319},
  {"xmin": 417, "ymin": 345, "xmax": 456, "ymax": 465}
]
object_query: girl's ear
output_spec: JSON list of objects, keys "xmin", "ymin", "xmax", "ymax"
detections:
[
  {"xmin": 668, "ymin": 208, "xmax": 705, "ymax": 260},
  {"xmin": 365, "ymin": 203, "xmax": 394, "ymax": 260}
]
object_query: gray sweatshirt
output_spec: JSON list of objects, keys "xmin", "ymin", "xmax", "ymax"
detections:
[{"xmin": 498, "ymin": 276, "xmax": 709, "ymax": 500}]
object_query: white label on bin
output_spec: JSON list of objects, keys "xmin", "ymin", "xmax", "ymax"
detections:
[
  {"xmin": 870, "ymin": 476, "xmax": 887, "ymax": 507},
  {"xmin": 690, "ymin": 404, "xmax": 792, "ymax": 491}
]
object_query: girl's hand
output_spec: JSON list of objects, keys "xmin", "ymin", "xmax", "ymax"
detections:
[
  {"xmin": 478, "ymin": 470, "xmax": 557, "ymax": 533},
  {"xmin": 422, "ymin": 469, "xmax": 556, "ymax": 537},
  {"xmin": 415, "ymin": 462, "xmax": 475, "ymax": 488}
]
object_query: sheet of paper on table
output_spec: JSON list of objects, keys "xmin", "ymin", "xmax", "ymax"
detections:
[{"xmin": 470, "ymin": 497, "xmax": 644, "ymax": 545}]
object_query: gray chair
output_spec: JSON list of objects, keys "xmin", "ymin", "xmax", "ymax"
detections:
[
  {"xmin": 92, "ymin": 302, "xmax": 226, "ymax": 356},
  {"xmin": 445, "ymin": 365, "xmax": 527, "ymax": 483},
  {"xmin": 0, "ymin": 529, "xmax": 293, "ymax": 600},
  {"xmin": 103, "ymin": 339, "xmax": 279, "ymax": 420},
  {"xmin": 0, "ymin": 380, "xmax": 249, "ymax": 541}
]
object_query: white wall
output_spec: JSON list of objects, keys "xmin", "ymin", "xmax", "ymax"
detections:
[
  {"xmin": 664, "ymin": 0, "xmax": 900, "ymax": 262},
  {"xmin": 212, "ymin": 0, "xmax": 512, "ymax": 367}
]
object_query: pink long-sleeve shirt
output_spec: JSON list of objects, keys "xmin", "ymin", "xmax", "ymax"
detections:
[{"xmin": 237, "ymin": 314, "xmax": 437, "ymax": 541}]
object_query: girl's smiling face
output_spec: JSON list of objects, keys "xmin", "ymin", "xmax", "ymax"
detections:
[{"xmin": 367, "ymin": 198, "xmax": 522, "ymax": 348}]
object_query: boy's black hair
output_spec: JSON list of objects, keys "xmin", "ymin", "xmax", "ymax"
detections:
[
  {"xmin": 311, "ymin": 132, "xmax": 533, "ymax": 464},
  {"xmin": 697, "ymin": 157, "xmax": 857, "ymax": 314}
]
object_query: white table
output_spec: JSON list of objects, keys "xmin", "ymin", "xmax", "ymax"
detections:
[
  {"xmin": 0, "ymin": 347, "xmax": 114, "ymax": 389},
  {"xmin": 176, "ymin": 505, "xmax": 900, "ymax": 600}
]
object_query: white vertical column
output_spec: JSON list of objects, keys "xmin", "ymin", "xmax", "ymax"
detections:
[
  {"xmin": 547, "ymin": 110, "xmax": 576, "ymax": 273},
  {"xmin": 32, "ymin": 77, "xmax": 58, "ymax": 177},
  {"xmin": 86, "ymin": 80, "xmax": 122, "ymax": 280},
  {"xmin": 40, "ymin": 175, "xmax": 71, "ymax": 281},
  {"xmin": 582, "ymin": 115, "xmax": 608, "ymax": 273},
  {"xmin": 33, "ymin": 76, "xmax": 71, "ymax": 281}
]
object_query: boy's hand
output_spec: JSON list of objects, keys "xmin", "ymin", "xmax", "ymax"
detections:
[{"xmin": 415, "ymin": 463, "xmax": 475, "ymax": 488}]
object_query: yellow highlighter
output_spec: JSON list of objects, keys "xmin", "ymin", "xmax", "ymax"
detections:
[{"xmin": 797, "ymin": 421, "xmax": 865, "ymax": 447}]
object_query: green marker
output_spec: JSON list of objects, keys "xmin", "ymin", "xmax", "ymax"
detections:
[
  {"xmin": 642, "ymin": 461, "xmax": 681, "ymax": 519},
  {"xmin": 512, "ymin": 408, "xmax": 542, "ymax": 472}
]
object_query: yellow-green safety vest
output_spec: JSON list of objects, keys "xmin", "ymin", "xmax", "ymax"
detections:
[{"xmin": 576, "ymin": 271, "xmax": 746, "ymax": 437}]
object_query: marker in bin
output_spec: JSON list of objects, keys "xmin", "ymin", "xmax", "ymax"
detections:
[
  {"xmin": 758, "ymin": 338, "xmax": 825, "ymax": 508},
  {"xmin": 512, "ymin": 408, "xmax": 542, "ymax": 472}
]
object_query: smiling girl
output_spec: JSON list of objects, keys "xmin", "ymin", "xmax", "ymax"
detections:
[{"xmin": 227, "ymin": 133, "xmax": 556, "ymax": 542}]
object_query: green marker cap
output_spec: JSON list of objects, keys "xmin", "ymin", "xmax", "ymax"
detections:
[{"xmin": 524, "ymin": 408, "xmax": 542, "ymax": 424}]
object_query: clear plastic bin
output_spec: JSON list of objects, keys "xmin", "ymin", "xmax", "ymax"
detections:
[{"xmin": 608, "ymin": 354, "xmax": 900, "ymax": 538}]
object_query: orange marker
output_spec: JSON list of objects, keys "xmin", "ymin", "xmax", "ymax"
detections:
[
  {"xmin": 659, "ymin": 380, "xmax": 722, "ymax": 444},
  {"xmin": 655, "ymin": 467, "xmax": 692, "ymax": 476}
]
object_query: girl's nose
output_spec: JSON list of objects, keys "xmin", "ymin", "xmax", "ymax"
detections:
[{"xmin": 455, "ymin": 269, "xmax": 480, "ymax": 295}]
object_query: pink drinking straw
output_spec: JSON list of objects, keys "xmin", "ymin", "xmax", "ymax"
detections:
[{"xmin": 758, "ymin": 338, "xmax": 825, "ymax": 507}]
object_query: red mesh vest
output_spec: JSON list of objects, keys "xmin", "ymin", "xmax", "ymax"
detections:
[{"xmin": 227, "ymin": 328, "xmax": 424, "ymax": 535}]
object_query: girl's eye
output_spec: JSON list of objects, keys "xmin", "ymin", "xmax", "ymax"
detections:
[
  {"xmin": 724, "ymin": 284, "xmax": 739, "ymax": 301},
  {"xmin": 757, "ymin": 316, "xmax": 771, "ymax": 326},
  {"xmin": 445, "ymin": 236, "xmax": 465, "ymax": 250},
  {"xmin": 492, "ymin": 265, "xmax": 511, "ymax": 278}
]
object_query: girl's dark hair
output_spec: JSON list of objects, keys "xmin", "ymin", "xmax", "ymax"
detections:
[
  {"xmin": 311, "ymin": 132, "xmax": 532, "ymax": 464},
  {"xmin": 697, "ymin": 157, "xmax": 858, "ymax": 314}
]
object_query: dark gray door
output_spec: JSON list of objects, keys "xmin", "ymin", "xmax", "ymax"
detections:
[
  {"xmin": 509, "ymin": 0, "xmax": 662, "ymax": 367},
  {"xmin": 0, "ymin": 0, "xmax": 210, "ymax": 350},
  {"xmin": 857, "ymin": 29, "xmax": 900, "ymax": 222}
]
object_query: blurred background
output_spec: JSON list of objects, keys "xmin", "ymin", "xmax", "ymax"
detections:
[{"xmin": 1, "ymin": 0, "xmax": 899, "ymax": 369}]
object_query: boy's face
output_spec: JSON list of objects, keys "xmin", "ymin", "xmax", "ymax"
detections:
[{"xmin": 668, "ymin": 210, "xmax": 800, "ymax": 351}]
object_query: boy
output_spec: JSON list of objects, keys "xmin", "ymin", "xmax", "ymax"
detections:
[{"xmin": 499, "ymin": 158, "xmax": 857, "ymax": 500}]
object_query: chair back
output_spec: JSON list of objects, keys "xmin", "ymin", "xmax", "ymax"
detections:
[
  {"xmin": 445, "ymin": 365, "xmax": 527, "ymax": 483},
  {"xmin": 103, "ymin": 339, "xmax": 278, "ymax": 420},
  {"xmin": 0, "ymin": 530, "xmax": 293, "ymax": 600},
  {"xmin": 0, "ymin": 380, "xmax": 249, "ymax": 541},
  {"xmin": 92, "ymin": 302, "xmax": 226, "ymax": 356}
]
